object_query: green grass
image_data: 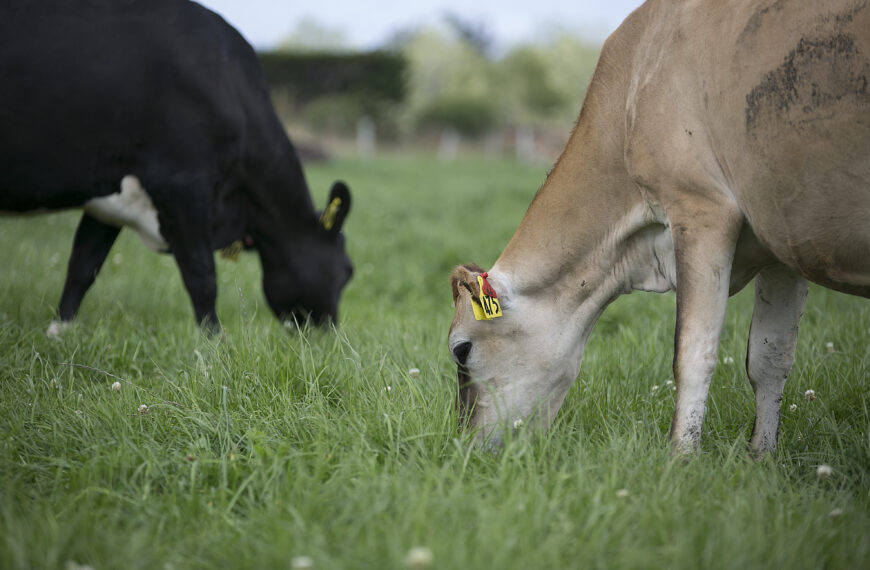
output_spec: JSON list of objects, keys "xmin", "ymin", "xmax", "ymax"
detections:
[{"xmin": 1, "ymin": 155, "xmax": 868, "ymax": 569}]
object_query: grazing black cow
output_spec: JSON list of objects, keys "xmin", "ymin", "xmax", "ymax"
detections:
[{"xmin": 0, "ymin": 0, "xmax": 353, "ymax": 332}]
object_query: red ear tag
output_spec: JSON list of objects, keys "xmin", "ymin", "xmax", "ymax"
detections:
[{"xmin": 479, "ymin": 272, "xmax": 498, "ymax": 298}]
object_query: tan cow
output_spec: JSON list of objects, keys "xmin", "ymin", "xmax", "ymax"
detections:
[{"xmin": 448, "ymin": 0, "xmax": 870, "ymax": 454}]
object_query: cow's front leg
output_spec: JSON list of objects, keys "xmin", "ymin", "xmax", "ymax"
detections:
[
  {"xmin": 746, "ymin": 264, "xmax": 808, "ymax": 456},
  {"xmin": 668, "ymin": 208, "xmax": 743, "ymax": 454},
  {"xmin": 155, "ymin": 196, "xmax": 220, "ymax": 333},
  {"xmin": 174, "ymin": 248, "xmax": 219, "ymax": 333},
  {"xmin": 51, "ymin": 213, "xmax": 122, "ymax": 334}
]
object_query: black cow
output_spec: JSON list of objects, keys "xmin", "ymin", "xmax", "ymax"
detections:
[{"xmin": 0, "ymin": 0, "xmax": 353, "ymax": 332}]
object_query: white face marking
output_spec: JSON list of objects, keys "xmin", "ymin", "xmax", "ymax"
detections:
[{"xmin": 84, "ymin": 175, "xmax": 168, "ymax": 251}]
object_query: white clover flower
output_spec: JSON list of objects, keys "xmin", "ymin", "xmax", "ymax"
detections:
[
  {"xmin": 664, "ymin": 380, "xmax": 674, "ymax": 386},
  {"xmin": 615, "ymin": 488, "xmax": 630, "ymax": 498},
  {"xmin": 651, "ymin": 385, "xmax": 660, "ymax": 393},
  {"xmin": 75, "ymin": 410, "xmax": 83, "ymax": 416},
  {"xmin": 383, "ymin": 386, "xmax": 392, "ymax": 392},
  {"xmin": 513, "ymin": 418, "xmax": 525, "ymax": 430},
  {"xmin": 408, "ymin": 368, "xmax": 420, "ymax": 377},
  {"xmin": 111, "ymin": 381, "xmax": 121, "ymax": 391},
  {"xmin": 828, "ymin": 508, "xmax": 843, "ymax": 518},
  {"xmin": 50, "ymin": 378, "xmax": 59, "ymax": 389},
  {"xmin": 138, "ymin": 404, "xmax": 149, "ymax": 414},
  {"xmin": 291, "ymin": 556, "xmax": 314, "ymax": 569},
  {"xmin": 722, "ymin": 356, "xmax": 735, "ymax": 365},
  {"xmin": 789, "ymin": 403, "xmax": 798, "ymax": 412},
  {"xmin": 404, "ymin": 546, "xmax": 433, "ymax": 569},
  {"xmin": 805, "ymin": 389, "xmax": 816, "ymax": 401},
  {"xmin": 816, "ymin": 464, "xmax": 833, "ymax": 479},
  {"xmin": 825, "ymin": 341, "xmax": 835, "ymax": 353}
]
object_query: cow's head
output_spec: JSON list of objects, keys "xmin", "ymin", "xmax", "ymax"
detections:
[
  {"xmin": 262, "ymin": 181, "xmax": 353, "ymax": 326},
  {"xmin": 448, "ymin": 264, "xmax": 589, "ymax": 446}
]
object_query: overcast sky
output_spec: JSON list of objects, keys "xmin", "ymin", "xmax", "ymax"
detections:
[{"xmin": 196, "ymin": 0, "xmax": 645, "ymax": 51}]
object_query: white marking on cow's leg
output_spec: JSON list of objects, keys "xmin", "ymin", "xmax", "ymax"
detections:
[
  {"xmin": 46, "ymin": 319, "xmax": 71, "ymax": 338},
  {"xmin": 668, "ymin": 208, "xmax": 743, "ymax": 455},
  {"xmin": 83, "ymin": 175, "xmax": 168, "ymax": 251},
  {"xmin": 746, "ymin": 264, "xmax": 808, "ymax": 456}
]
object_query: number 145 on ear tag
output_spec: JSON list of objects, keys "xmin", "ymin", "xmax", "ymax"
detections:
[{"xmin": 472, "ymin": 274, "xmax": 503, "ymax": 320}]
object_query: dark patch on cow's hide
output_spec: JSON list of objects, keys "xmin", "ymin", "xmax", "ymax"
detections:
[
  {"xmin": 745, "ymin": 33, "xmax": 870, "ymax": 134},
  {"xmin": 738, "ymin": 0, "xmax": 788, "ymax": 44}
]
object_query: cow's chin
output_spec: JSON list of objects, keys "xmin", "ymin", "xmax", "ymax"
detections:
[
  {"xmin": 462, "ymin": 396, "xmax": 521, "ymax": 450},
  {"xmin": 458, "ymin": 367, "xmax": 578, "ymax": 448}
]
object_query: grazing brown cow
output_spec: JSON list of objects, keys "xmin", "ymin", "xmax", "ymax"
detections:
[{"xmin": 449, "ymin": 0, "xmax": 870, "ymax": 454}]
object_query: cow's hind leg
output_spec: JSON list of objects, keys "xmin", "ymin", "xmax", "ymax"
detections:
[
  {"xmin": 51, "ymin": 213, "xmax": 121, "ymax": 334},
  {"xmin": 746, "ymin": 264, "xmax": 808, "ymax": 456}
]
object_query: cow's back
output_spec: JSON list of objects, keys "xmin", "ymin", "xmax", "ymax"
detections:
[
  {"xmin": 621, "ymin": 0, "xmax": 870, "ymax": 295},
  {"xmin": 0, "ymin": 0, "xmax": 257, "ymax": 211}
]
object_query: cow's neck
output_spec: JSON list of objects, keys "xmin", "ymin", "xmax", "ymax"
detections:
[
  {"xmin": 492, "ymin": 93, "xmax": 673, "ymax": 320},
  {"xmin": 243, "ymin": 138, "xmax": 320, "ymax": 255}
]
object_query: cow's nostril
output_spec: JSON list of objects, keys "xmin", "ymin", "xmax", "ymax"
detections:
[{"xmin": 452, "ymin": 341, "xmax": 472, "ymax": 365}]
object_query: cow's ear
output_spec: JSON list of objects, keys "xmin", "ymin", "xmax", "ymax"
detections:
[
  {"xmin": 320, "ymin": 181, "xmax": 351, "ymax": 234},
  {"xmin": 450, "ymin": 263, "xmax": 485, "ymax": 305}
]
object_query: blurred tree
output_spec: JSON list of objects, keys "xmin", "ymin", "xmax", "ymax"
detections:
[
  {"xmin": 498, "ymin": 30, "xmax": 600, "ymax": 128},
  {"xmin": 278, "ymin": 17, "xmax": 350, "ymax": 52},
  {"xmin": 417, "ymin": 96, "xmax": 497, "ymax": 137},
  {"xmin": 442, "ymin": 12, "xmax": 494, "ymax": 56},
  {"xmin": 398, "ymin": 27, "xmax": 500, "ymax": 136},
  {"xmin": 259, "ymin": 50, "xmax": 406, "ymax": 138},
  {"xmin": 500, "ymin": 47, "xmax": 566, "ymax": 123},
  {"xmin": 266, "ymin": 16, "xmax": 601, "ymax": 146}
]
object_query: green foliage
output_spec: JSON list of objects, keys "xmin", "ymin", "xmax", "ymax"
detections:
[
  {"xmin": 500, "ymin": 47, "xmax": 568, "ymax": 121},
  {"xmin": 416, "ymin": 96, "xmax": 498, "ymax": 137},
  {"xmin": 257, "ymin": 50, "xmax": 407, "ymax": 140},
  {"xmin": 1, "ymin": 156, "xmax": 868, "ymax": 569},
  {"xmin": 398, "ymin": 26, "xmax": 601, "ymax": 134},
  {"xmin": 258, "ymin": 25, "xmax": 600, "ymax": 141},
  {"xmin": 259, "ymin": 50, "xmax": 406, "ymax": 137},
  {"xmin": 259, "ymin": 50, "xmax": 406, "ymax": 108},
  {"xmin": 399, "ymin": 29, "xmax": 498, "ymax": 120},
  {"xmin": 299, "ymin": 94, "xmax": 367, "ymax": 136},
  {"xmin": 276, "ymin": 17, "xmax": 351, "ymax": 53}
]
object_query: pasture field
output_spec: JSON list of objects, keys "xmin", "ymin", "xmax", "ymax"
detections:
[{"xmin": 1, "ymin": 155, "xmax": 868, "ymax": 569}]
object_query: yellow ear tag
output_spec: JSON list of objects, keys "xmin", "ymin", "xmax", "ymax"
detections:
[
  {"xmin": 472, "ymin": 273, "xmax": 503, "ymax": 320},
  {"xmin": 219, "ymin": 240, "xmax": 244, "ymax": 262},
  {"xmin": 320, "ymin": 197, "xmax": 342, "ymax": 230}
]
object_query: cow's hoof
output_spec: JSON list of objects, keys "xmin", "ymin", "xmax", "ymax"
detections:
[
  {"xmin": 199, "ymin": 316, "xmax": 222, "ymax": 336},
  {"xmin": 46, "ymin": 319, "xmax": 71, "ymax": 339}
]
